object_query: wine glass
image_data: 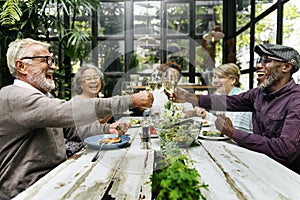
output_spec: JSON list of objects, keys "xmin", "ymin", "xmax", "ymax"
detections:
[
  {"xmin": 121, "ymin": 81, "xmax": 133, "ymax": 115},
  {"xmin": 121, "ymin": 81, "xmax": 133, "ymax": 96},
  {"xmin": 162, "ymin": 70, "xmax": 178, "ymax": 94}
]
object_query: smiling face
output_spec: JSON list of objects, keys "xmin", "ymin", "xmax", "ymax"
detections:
[
  {"xmin": 17, "ymin": 44, "xmax": 56, "ymax": 93},
  {"xmin": 213, "ymin": 74, "xmax": 236, "ymax": 95},
  {"xmin": 255, "ymin": 55, "xmax": 285, "ymax": 90},
  {"xmin": 80, "ymin": 68, "xmax": 102, "ymax": 98}
]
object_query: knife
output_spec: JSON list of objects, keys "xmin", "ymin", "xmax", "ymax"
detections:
[{"xmin": 91, "ymin": 142, "xmax": 104, "ymax": 162}]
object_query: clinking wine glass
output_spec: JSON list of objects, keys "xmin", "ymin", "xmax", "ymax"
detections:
[
  {"xmin": 121, "ymin": 81, "xmax": 133, "ymax": 114},
  {"xmin": 163, "ymin": 71, "xmax": 178, "ymax": 94},
  {"xmin": 146, "ymin": 75, "xmax": 163, "ymax": 92},
  {"xmin": 121, "ymin": 81, "xmax": 133, "ymax": 96}
]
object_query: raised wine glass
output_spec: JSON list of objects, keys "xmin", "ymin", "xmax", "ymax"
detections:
[
  {"xmin": 162, "ymin": 70, "xmax": 178, "ymax": 94},
  {"xmin": 121, "ymin": 81, "xmax": 133, "ymax": 115}
]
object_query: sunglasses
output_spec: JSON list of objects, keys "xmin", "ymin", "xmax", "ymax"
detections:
[{"xmin": 21, "ymin": 56, "xmax": 55, "ymax": 66}]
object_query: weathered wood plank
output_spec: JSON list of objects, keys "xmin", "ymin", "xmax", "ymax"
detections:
[
  {"xmin": 188, "ymin": 144, "xmax": 240, "ymax": 200},
  {"xmin": 199, "ymin": 140, "xmax": 300, "ymax": 200}
]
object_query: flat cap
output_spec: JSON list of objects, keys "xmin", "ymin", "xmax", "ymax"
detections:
[{"xmin": 254, "ymin": 43, "xmax": 300, "ymax": 73}]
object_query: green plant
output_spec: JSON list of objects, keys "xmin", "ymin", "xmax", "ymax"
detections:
[
  {"xmin": 0, "ymin": 0, "xmax": 99, "ymax": 99},
  {"xmin": 151, "ymin": 144, "xmax": 208, "ymax": 200}
]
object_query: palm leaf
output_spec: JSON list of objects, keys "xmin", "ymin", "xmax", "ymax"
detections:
[{"xmin": 0, "ymin": 0, "xmax": 22, "ymax": 25}]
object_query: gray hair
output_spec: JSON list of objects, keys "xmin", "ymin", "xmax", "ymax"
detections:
[
  {"xmin": 6, "ymin": 38, "xmax": 51, "ymax": 77},
  {"xmin": 73, "ymin": 63, "xmax": 105, "ymax": 95}
]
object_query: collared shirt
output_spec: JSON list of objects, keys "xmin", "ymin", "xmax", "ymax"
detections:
[
  {"xmin": 14, "ymin": 79, "xmax": 53, "ymax": 97},
  {"xmin": 199, "ymin": 80, "xmax": 300, "ymax": 173}
]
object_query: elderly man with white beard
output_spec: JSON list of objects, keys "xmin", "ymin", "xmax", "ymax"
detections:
[
  {"xmin": 168, "ymin": 43, "xmax": 300, "ymax": 175},
  {"xmin": 0, "ymin": 38, "xmax": 153, "ymax": 199}
]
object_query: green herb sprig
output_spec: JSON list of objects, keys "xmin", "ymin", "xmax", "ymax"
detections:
[{"xmin": 151, "ymin": 145, "xmax": 208, "ymax": 200}]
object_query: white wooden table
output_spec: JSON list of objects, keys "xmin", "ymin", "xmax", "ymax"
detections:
[{"xmin": 14, "ymin": 117, "xmax": 300, "ymax": 200}]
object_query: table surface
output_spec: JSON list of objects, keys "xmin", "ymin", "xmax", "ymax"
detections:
[{"xmin": 14, "ymin": 117, "xmax": 300, "ymax": 200}]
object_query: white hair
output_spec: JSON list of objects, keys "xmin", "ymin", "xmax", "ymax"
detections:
[{"xmin": 6, "ymin": 38, "xmax": 51, "ymax": 77}]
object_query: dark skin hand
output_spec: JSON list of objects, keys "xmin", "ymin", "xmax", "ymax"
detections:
[
  {"xmin": 165, "ymin": 88, "xmax": 199, "ymax": 105},
  {"xmin": 215, "ymin": 115, "xmax": 235, "ymax": 138}
]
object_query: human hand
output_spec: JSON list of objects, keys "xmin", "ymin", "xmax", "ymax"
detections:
[
  {"xmin": 166, "ymin": 87, "xmax": 199, "ymax": 105},
  {"xmin": 214, "ymin": 115, "xmax": 235, "ymax": 138},
  {"xmin": 109, "ymin": 122, "xmax": 131, "ymax": 134},
  {"xmin": 130, "ymin": 91, "xmax": 153, "ymax": 108},
  {"xmin": 195, "ymin": 107, "xmax": 206, "ymax": 118}
]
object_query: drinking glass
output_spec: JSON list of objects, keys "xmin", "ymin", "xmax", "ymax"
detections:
[
  {"xmin": 140, "ymin": 119, "xmax": 152, "ymax": 149},
  {"xmin": 162, "ymin": 71, "xmax": 178, "ymax": 94},
  {"xmin": 121, "ymin": 81, "xmax": 133, "ymax": 96},
  {"xmin": 121, "ymin": 81, "xmax": 133, "ymax": 115}
]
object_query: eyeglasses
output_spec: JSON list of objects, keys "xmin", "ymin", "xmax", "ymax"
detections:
[
  {"xmin": 82, "ymin": 75, "xmax": 101, "ymax": 82},
  {"xmin": 256, "ymin": 55, "xmax": 286, "ymax": 65},
  {"xmin": 21, "ymin": 56, "xmax": 55, "ymax": 66}
]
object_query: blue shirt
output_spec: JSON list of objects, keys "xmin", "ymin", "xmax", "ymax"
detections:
[{"xmin": 199, "ymin": 80, "xmax": 300, "ymax": 173}]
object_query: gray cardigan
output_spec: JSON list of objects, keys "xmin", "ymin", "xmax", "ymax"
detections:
[{"xmin": 0, "ymin": 84, "xmax": 132, "ymax": 199}]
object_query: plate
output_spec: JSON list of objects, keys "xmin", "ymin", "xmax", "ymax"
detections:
[
  {"xmin": 84, "ymin": 134, "xmax": 131, "ymax": 149},
  {"xmin": 151, "ymin": 134, "xmax": 159, "ymax": 138},
  {"xmin": 198, "ymin": 130, "xmax": 230, "ymax": 141}
]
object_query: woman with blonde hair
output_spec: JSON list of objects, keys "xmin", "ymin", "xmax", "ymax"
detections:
[{"xmin": 196, "ymin": 63, "xmax": 253, "ymax": 132}]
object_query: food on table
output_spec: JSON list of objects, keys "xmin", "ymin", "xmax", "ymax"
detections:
[
  {"xmin": 155, "ymin": 121, "xmax": 201, "ymax": 147},
  {"xmin": 202, "ymin": 130, "xmax": 224, "ymax": 137},
  {"xmin": 202, "ymin": 120, "xmax": 209, "ymax": 125},
  {"xmin": 99, "ymin": 137, "xmax": 122, "ymax": 144},
  {"xmin": 130, "ymin": 118, "xmax": 143, "ymax": 125}
]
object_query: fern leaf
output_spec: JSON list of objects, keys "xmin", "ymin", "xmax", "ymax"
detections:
[{"xmin": 0, "ymin": 0, "xmax": 23, "ymax": 25}]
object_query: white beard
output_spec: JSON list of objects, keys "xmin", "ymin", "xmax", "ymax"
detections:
[{"xmin": 27, "ymin": 68, "xmax": 55, "ymax": 93}]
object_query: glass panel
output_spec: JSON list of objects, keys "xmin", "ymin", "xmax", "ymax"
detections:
[
  {"xmin": 166, "ymin": 39, "xmax": 189, "ymax": 72},
  {"xmin": 236, "ymin": 27, "xmax": 251, "ymax": 70},
  {"xmin": 97, "ymin": 2, "xmax": 124, "ymax": 36},
  {"xmin": 166, "ymin": 3, "xmax": 189, "ymax": 34},
  {"xmin": 194, "ymin": 41, "xmax": 215, "ymax": 86},
  {"xmin": 195, "ymin": 2, "xmax": 209, "ymax": 35},
  {"xmin": 255, "ymin": 10, "xmax": 277, "ymax": 44},
  {"xmin": 255, "ymin": 0, "xmax": 276, "ymax": 17},
  {"xmin": 194, "ymin": 41, "xmax": 212, "ymax": 72},
  {"xmin": 283, "ymin": 0, "xmax": 300, "ymax": 84},
  {"xmin": 240, "ymin": 74, "xmax": 250, "ymax": 91},
  {"xmin": 134, "ymin": 1, "xmax": 161, "ymax": 36},
  {"xmin": 236, "ymin": 0, "xmax": 251, "ymax": 31},
  {"xmin": 97, "ymin": 40, "xmax": 125, "ymax": 72},
  {"xmin": 135, "ymin": 39, "xmax": 161, "ymax": 68},
  {"xmin": 196, "ymin": 1, "xmax": 223, "ymax": 35}
]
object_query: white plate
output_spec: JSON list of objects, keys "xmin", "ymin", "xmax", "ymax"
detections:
[
  {"xmin": 150, "ymin": 134, "xmax": 159, "ymax": 138},
  {"xmin": 198, "ymin": 130, "xmax": 230, "ymax": 141}
]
